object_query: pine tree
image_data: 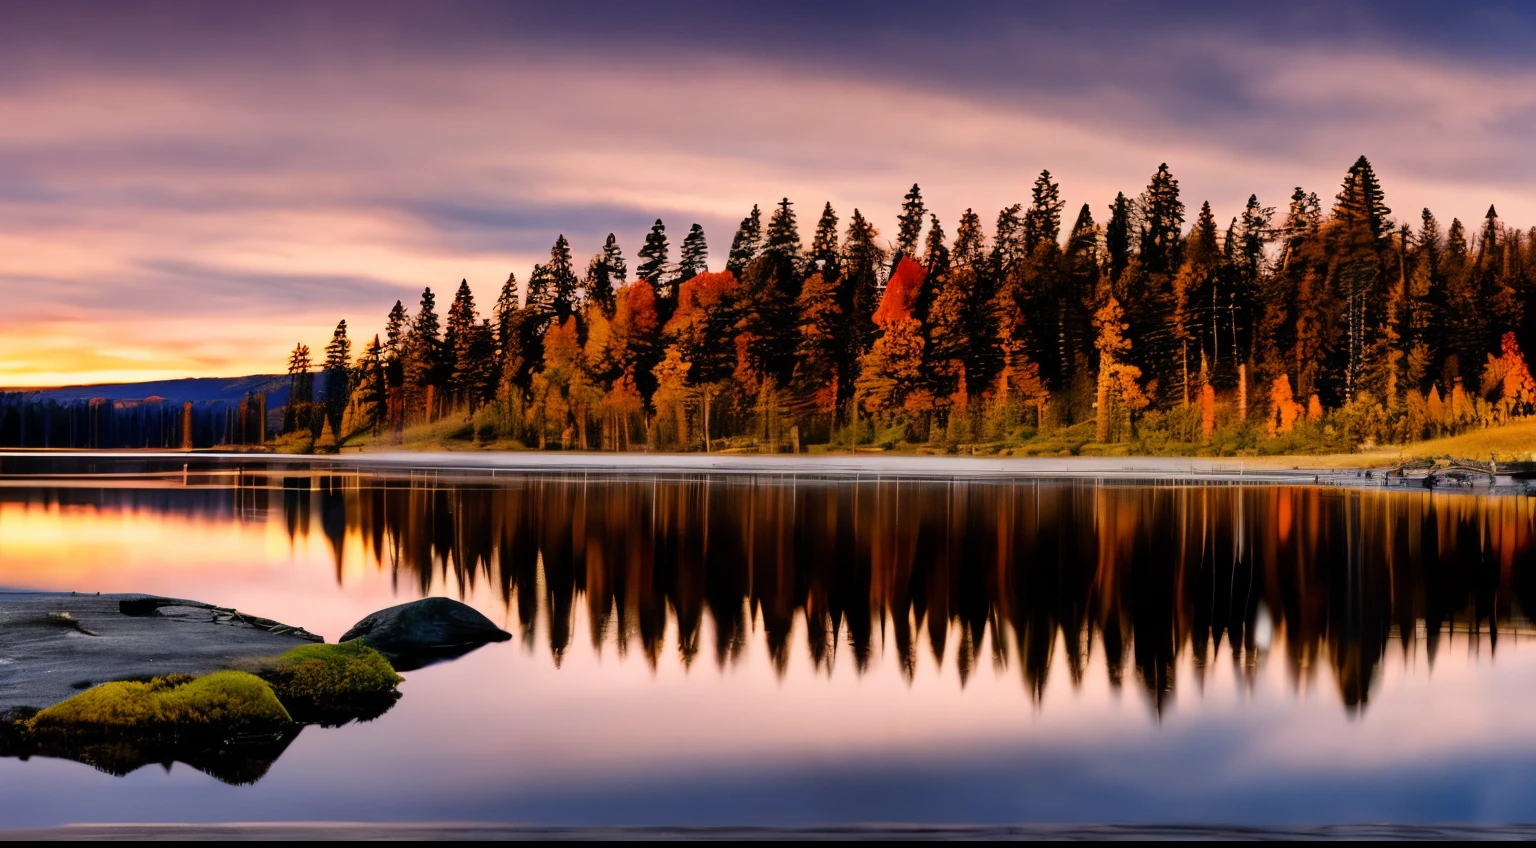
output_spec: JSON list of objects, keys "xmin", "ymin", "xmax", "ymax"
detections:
[
  {"xmin": 1329, "ymin": 156, "xmax": 1393, "ymax": 403},
  {"xmin": 284, "ymin": 342, "xmax": 313, "ymax": 434},
  {"xmin": 1104, "ymin": 193, "xmax": 1132, "ymax": 284},
  {"xmin": 352, "ymin": 335, "xmax": 387, "ymax": 434},
  {"xmin": 321, "ymin": 319, "xmax": 352, "ymax": 438},
  {"xmin": 741, "ymin": 198, "xmax": 804, "ymax": 386},
  {"xmin": 808, "ymin": 202, "xmax": 840, "ymax": 278},
  {"xmin": 1023, "ymin": 170, "xmax": 1065, "ymax": 255},
  {"xmin": 637, "ymin": 219, "xmax": 670, "ymax": 293},
  {"xmin": 404, "ymin": 287, "xmax": 443, "ymax": 422},
  {"xmin": 678, "ymin": 223, "xmax": 708, "ymax": 283},
  {"xmin": 990, "ymin": 204, "xmax": 1025, "ymax": 279},
  {"xmin": 923, "ymin": 213, "xmax": 950, "ymax": 277},
  {"xmin": 726, "ymin": 206, "xmax": 762, "ymax": 279},
  {"xmin": 445, "ymin": 279, "xmax": 482, "ymax": 410},
  {"xmin": 952, "ymin": 208, "xmax": 985, "ymax": 270},
  {"xmin": 548, "ymin": 235, "xmax": 580, "ymax": 323},
  {"xmin": 585, "ymin": 235, "xmax": 622, "ymax": 317},
  {"xmin": 383, "ymin": 299, "xmax": 408, "ymax": 399},
  {"xmin": 1138, "ymin": 164, "xmax": 1184, "ymax": 276},
  {"xmin": 838, "ymin": 209, "xmax": 887, "ymax": 413},
  {"xmin": 896, "ymin": 183, "xmax": 926, "ymax": 259}
]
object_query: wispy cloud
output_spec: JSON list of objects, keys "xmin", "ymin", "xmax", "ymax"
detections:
[{"xmin": 3, "ymin": 1, "xmax": 1535, "ymax": 385}]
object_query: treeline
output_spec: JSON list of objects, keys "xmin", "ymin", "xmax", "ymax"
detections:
[
  {"xmin": 297, "ymin": 156, "xmax": 1536, "ymax": 453},
  {"xmin": 0, "ymin": 393, "xmax": 268, "ymax": 449}
]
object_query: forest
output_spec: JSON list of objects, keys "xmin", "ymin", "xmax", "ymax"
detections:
[{"xmin": 22, "ymin": 155, "xmax": 1536, "ymax": 456}]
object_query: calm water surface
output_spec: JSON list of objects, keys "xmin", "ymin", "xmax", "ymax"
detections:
[{"xmin": 2, "ymin": 456, "xmax": 1535, "ymax": 827}]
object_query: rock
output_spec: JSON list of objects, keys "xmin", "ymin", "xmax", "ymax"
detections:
[
  {"xmin": 0, "ymin": 592, "xmax": 321, "ymax": 713},
  {"xmin": 341, "ymin": 598, "xmax": 511, "ymax": 670}
]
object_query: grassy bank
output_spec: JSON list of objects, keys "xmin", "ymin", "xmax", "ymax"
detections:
[{"xmin": 271, "ymin": 414, "xmax": 1536, "ymax": 470}]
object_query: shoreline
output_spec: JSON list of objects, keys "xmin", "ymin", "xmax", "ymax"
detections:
[{"xmin": 0, "ymin": 450, "xmax": 1525, "ymax": 495}]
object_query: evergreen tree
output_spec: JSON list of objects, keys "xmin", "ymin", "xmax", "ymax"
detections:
[
  {"xmin": 838, "ymin": 209, "xmax": 887, "ymax": 412},
  {"xmin": 284, "ymin": 342, "xmax": 313, "ymax": 434},
  {"xmin": 1328, "ymin": 155, "xmax": 1393, "ymax": 403},
  {"xmin": 741, "ymin": 198, "xmax": 805, "ymax": 385},
  {"xmin": 990, "ymin": 204, "xmax": 1025, "ymax": 279},
  {"xmin": 548, "ymin": 235, "xmax": 580, "ymax": 322},
  {"xmin": 1023, "ymin": 170, "xmax": 1065, "ymax": 255},
  {"xmin": 584, "ymin": 236, "xmax": 623, "ymax": 317},
  {"xmin": 896, "ymin": 183, "xmax": 926, "ymax": 259},
  {"xmin": 808, "ymin": 202, "xmax": 840, "ymax": 278},
  {"xmin": 351, "ymin": 335, "xmax": 387, "ymax": 434},
  {"xmin": 321, "ymin": 319, "xmax": 352, "ymax": 438},
  {"xmin": 952, "ymin": 208, "xmax": 985, "ymax": 269},
  {"xmin": 726, "ymin": 205, "xmax": 762, "ymax": 279},
  {"xmin": 678, "ymin": 223, "xmax": 708, "ymax": 283},
  {"xmin": 637, "ymin": 219, "xmax": 670, "ymax": 293},
  {"xmin": 923, "ymin": 213, "xmax": 950, "ymax": 280},
  {"xmin": 1104, "ymin": 193, "xmax": 1132, "ymax": 284},
  {"xmin": 445, "ymin": 279, "xmax": 481, "ymax": 409},
  {"xmin": 404, "ymin": 287, "xmax": 443, "ymax": 421},
  {"xmin": 1138, "ymin": 163, "xmax": 1184, "ymax": 276},
  {"xmin": 383, "ymin": 299, "xmax": 408, "ymax": 400}
]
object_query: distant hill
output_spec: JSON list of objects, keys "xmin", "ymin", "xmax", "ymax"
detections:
[{"xmin": 3, "ymin": 374, "xmax": 304, "ymax": 407}]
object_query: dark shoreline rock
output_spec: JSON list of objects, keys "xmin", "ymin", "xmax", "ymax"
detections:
[
  {"xmin": 341, "ymin": 597, "xmax": 511, "ymax": 671},
  {"xmin": 0, "ymin": 592, "xmax": 322, "ymax": 714}
]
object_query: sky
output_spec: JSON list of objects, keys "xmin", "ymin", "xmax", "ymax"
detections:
[{"xmin": 6, "ymin": 0, "xmax": 1536, "ymax": 387}]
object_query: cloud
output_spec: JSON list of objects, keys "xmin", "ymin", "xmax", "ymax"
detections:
[{"xmin": 3, "ymin": 1, "xmax": 1536, "ymax": 384}]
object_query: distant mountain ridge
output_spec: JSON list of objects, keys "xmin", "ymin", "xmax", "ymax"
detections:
[{"xmin": 3, "ymin": 374, "xmax": 296, "ymax": 407}]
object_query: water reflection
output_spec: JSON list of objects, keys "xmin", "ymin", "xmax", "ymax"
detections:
[{"xmin": 6, "ymin": 474, "xmax": 1531, "ymax": 716}]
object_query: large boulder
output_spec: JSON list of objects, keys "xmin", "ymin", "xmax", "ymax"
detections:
[{"xmin": 340, "ymin": 598, "xmax": 511, "ymax": 670}]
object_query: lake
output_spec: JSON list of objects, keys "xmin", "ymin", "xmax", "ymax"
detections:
[{"xmin": 1, "ymin": 453, "xmax": 1534, "ymax": 828}]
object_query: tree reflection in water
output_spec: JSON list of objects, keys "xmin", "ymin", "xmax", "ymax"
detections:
[{"xmin": 12, "ymin": 474, "xmax": 1536, "ymax": 715}]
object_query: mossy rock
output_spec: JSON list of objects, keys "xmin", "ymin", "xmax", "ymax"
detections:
[
  {"xmin": 28, "ymin": 671, "xmax": 291, "ymax": 737},
  {"xmin": 236, "ymin": 641, "xmax": 402, "ymax": 725}
]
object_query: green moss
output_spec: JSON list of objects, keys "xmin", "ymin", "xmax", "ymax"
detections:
[
  {"xmin": 236, "ymin": 640, "xmax": 402, "ymax": 725},
  {"xmin": 29, "ymin": 671, "xmax": 291, "ymax": 734}
]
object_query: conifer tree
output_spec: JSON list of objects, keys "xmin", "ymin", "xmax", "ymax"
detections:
[
  {"xmin": 808, "ymin": 202, "xmax": 840, "ymax": 278},
  {"xmin": 1104, "ymin": 193, "xmax": 1132, "ymax": 284},
  {"xmin": 952, "ymin": 209, "xmax": 985, "ymax": 270},
  {"xmin": 726, "ymin": 206, "xmax": 762, "ymax": 279},
  {"xmin": 383, "ymin": 300, "xmax": 408, "ymax": 403},
  {"xmin": 678, "ymin": 223, "xmax": 708, "ymax": 283},
  {"xmin": 1138, "ymin": 163, "xmax": 1184, "ymax": 276},
  {"xmin": 352, "ymin": 335, "xmax": 387, "ymax": 434},
  {"xmin": 404, "ymin": 287, "xmax": 443, "ymax": 422},
  {"xmin": 547, "ymin": 235, "xmax": 580, "ymax": 323},
  {"xmin": 1023, "ymin": 170, "xmax": 1065, "ymax": 255},
  {"xmin": 444, "ymin": 279, "xmax": 477, "ymax": 398},
  {"xmin": 896, "ymin": 183, "xmax": 926, "ymax": 259},
  {"xmin": 838, "ymin": 210, "xmax": 887, "ymax": 412},
  {"xmin": 637, "ymin": 219, "xmax": 670, "ymax": 293},
  {"xmin": 321, "ymin": 319, "xmax": 352, "ymax": 438},
  {"xmin": 584, "ymin": 236, "xmax": 623, "ymax": 317},
  {"xmin": 990, "ymin": 204, "xmax": 1025, "ymax": 279},
  {"xmin": 284, "ymin": 342, "xmax": 313, "ymax": 434},
  {"xmin": 742, "ymin": 198, "xmax": 805, "ymax": 385}
]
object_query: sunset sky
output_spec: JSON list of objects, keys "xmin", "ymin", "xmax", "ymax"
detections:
[{"xmin": 5, "ymin": 0, "xmax": 1536, "ymax": 387}]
